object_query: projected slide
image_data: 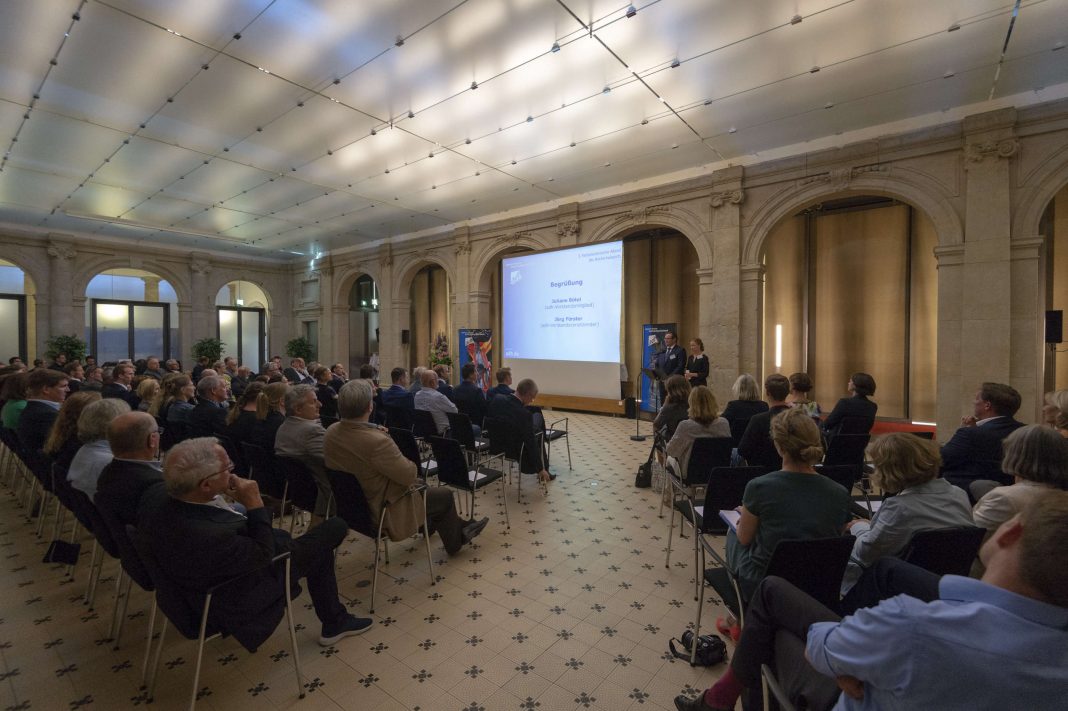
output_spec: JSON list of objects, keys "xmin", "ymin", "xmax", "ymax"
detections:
[{"xmin": 502, "ymin": 242, "xmax": 623, "ymax": 362}]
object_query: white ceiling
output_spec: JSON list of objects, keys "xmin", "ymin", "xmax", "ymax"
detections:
[{"xmin": 0, "ymin": 0, "xmax": 1065, "ymax": 259}]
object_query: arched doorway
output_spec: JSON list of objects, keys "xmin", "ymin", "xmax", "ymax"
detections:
[
  {"xmin": 761, "ymin": 195, "xmax": 938, "ymax": 422},
  {"xmin": 85, "ymin": 269, "xmax": 177, "ymax": 363},
  {"xmin": 215, "ymin": 281, "xmax": 269, "ymax": 370},
  {"xmin": 348, "ymin": 274, "xmax": 379, "ymax": 375},
  {"xmin": 1042, "ymin": 182, "xmax": 1068, "ymax": 390},
  {"xmin": 408, "ymin": 265, "xmax": 451, "ymax": 371},
  {"xmin": 0, "ymin": 259, "xmax": 36, "ymax": 363}
]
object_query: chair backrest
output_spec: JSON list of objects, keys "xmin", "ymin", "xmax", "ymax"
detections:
[
  {"xmin": 389, "ymin": 428, "xmax": 422, "ymax": 469},
  {"xmin": 275, "ymin": 456, "xmax": 320, "ymax": 512},
  {"xmin": 427, "ymin": 436, "xmax": 472, "ymax": 488},
  {"xmin": 324, "ymin": 468, "xmax": 378, "ymax": 539},
  {"xmin": 131, "ymin": 530, "xmax": 206, "ymax": 640},
  {"xmin": 412, "ymin": 409, "xmax": 439, "ymax": 439},
  {"xmin": 902, "ymin": 526, "xmax": 986, "ymax": 577},
  {"xmin": 764, "ymin": 535, "xmax": 856, "ymax": 611},
  {"xmin": 822, "ymin": 434, "xmax": 870, "ymax": 474},
  {"xmin": 909, "ymin": 430, "xmax": 935, "ymax": 440},
  {"xmin": 215, "ymin": 433, "xmax": 244, "ymax": 474},
  {"xmin": 92, "ymin": 490, "xmax": 155, "ymax": 590},
  {"xmin": 700, "ymin": 466, "xmax": 768, "ymax": 533},
  {"xmin": 836, "ymin": 416, "xmax": 874, "ymax": 435},
  {"xmin": 240, "ymin": 442, "xmax": 286, "ymax": 499},
  {"xmin": 445, "ymin": 411, "xmax": 477, "ymax": 450},
  {"xmin": 484, "ymin": 416, "xmax": 522, "ymax": 460},
  {"xmin": 727, "ymin": 418, "xmax": 750, "ymax": 448},
  {"xmin": 75, "ymin": 490, "xmax": 121, "ymax": 558},
  {"xmin": 684, "ymin": 437, "xmax": 734, "ymax": 486},
  {"xmin": 160, "ymin": 420, "xmax": 188, "ymax": 451},
  {"xmin": 384, "ymin": 404, "xmax": 414, "ymax": 431},
  {"xmin": 814, "ymin": 464, "xmax": 855, "ymax": 494},
  {"xmin": 320, "ymin": 415, "xmax": 339, "ymax": 429}
]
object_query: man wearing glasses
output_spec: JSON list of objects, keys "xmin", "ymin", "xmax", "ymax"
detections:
[{"xmin": 143, "ymin": 438, "xmax": 373, "ymax": 650}]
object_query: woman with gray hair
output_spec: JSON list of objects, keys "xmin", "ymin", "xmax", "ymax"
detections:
[
  {"xmin": 973, "ymin": 424, "xmax": 1068, "ymax": 534},
  {"xmin": 67, "ymin": 397, "xmax": 131, "ymax": 499}
]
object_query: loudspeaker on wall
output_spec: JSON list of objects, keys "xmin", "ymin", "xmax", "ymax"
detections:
[
  {"xmin": 1046, "ymin": 310, "xmax": 1062, "ymax": 344},
  {"xmin": 401, "ymin": 329, "xmax": 410, "ymax": 345}
]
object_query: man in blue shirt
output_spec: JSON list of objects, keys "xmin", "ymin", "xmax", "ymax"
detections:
[{"xmin": 676, "ymin": 492, "xmax": 1068, "ymax": 711}]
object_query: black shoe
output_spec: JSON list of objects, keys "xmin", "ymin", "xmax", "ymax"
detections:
[
  {"xmin": 673, "ymin": 694, "xmax": 723, "ymax": 711},
  {"xmin": 461, "ymin": 517, "xmax": 489, "ymax": 545},
  {"xmin": 319, "ymin": 614, "xmax": 374, "ymax": 646}
]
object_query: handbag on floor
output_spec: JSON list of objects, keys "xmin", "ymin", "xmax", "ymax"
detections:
[
  {"xmin": 668, "ymin": 630, "xmax": 728, "ymax": 667},
  {"xmin": 43, "ymin": 538, "xmax": 81, "ymax": 565},
  {"xmin": 635, "ymin": 460, "xmax": 653, "ymax": 488}
]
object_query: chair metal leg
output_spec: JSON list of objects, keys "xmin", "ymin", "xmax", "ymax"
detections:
[
  {"xmin": 283, "ymin": 559, "xmax": 306, "ymax": 699},
  {"xmin": 65, "ymin": 519, "xmax": 81, "ymax": 578},
  {"xmin": 370, "ymin": 538, "xmax": 381, "ymax": 614},
  {"xmin": 142, "ymin": 598, "xmax": 158, "ymax": 685},
  {"xmin": 36, "ymin": 490, "xmax": 53, "ymax": 536},
  {"xmin": 500, "ymin": 478, "xmax": 510, "ymax": 528},
  {"xmin": 84, "ymin": 539, "xmax": 101, "ymax": 606},
  {"xmin": 691, "ymin": 545, "xmax": 706, "ymax": 665},
  {"xmin": 565, "ymin": 435, "xmax": 571, "ymax": 470},
  {"xmin": 665, "ymin": 484, "xmax": 676, "ymax": 569},
  {"xmin": 146, "ymin": 618, "xmax": 168, "ymax": 701},
  {"xmin": 113, "ymin": 573, "xmax": 134, "ymax": 649},
  {"xmin": 108, "ymin": 570, "xmax": 126, "ymax": 640},
  {"xmin": 189, "ymin": 593, "xmax": 213, "ymax": 711}
]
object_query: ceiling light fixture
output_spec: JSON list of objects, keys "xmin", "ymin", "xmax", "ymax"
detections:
[
  {"xmin": 465, "ymin": 138, "xmax": 471, "ymax": 144},
  {"xmin": 408, "ymin": 110, "xmax": 414, "ymax": 118},
  {"xmin": 551, "ymin": 42, "xmax": 560, "ymax": 53},
  {"xmin": 63, "ymin": 212, "xmax": 248, "ymax": 243},
  {"xmin": 603, "ymin": 86, "xmax": 611, "ymax": 94},
  {"xmin": 370, "ymin": 128, "xmax": 376, "ymax": 136},
  {"xmin": 395, "ymin": 35, "xmax": 404, "ymax": 46},
  {"xmin": 810, "ymin": 66, "xmax": 820, "ymax": 73},
  {"xmin": 625, "ymin": 5, "xmax": 637, "ymax": 18},
  {"xmin": 526, "ymin": 115, "xmax": 533, "ymax": 123},
  {"xmin": 728, "ymin": 127, "xmax": 737, "ymax": 133},
  {"xmin": 670, "ymin": 58, "xmax": 680, "ymax": 69},
  {"xmin": 947, "ymin": 23, "xmax": 960, "ymax": 32},
  {"xmin": 470, "ymin": 80, "xmax": 478, "ymax": 90},
  {"xmin": 790, "ymin": 14, "xmax": 802, "ymax": 24}
]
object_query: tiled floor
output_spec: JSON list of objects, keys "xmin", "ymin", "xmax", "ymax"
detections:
[{"xmin": 0, "ymin": 412, "xmax": 733, "ymax": 711}]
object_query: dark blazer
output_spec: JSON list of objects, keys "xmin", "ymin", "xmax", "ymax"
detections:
[
  {"xmin": 95, "ymin": 458, "xmax": 168, "ymax": 527},
  {"xmin": 143, "ymin": 500, "xmax": 288, "ymax": 652},
  {"xmin": 487, "ymin": 384, "xmax": 514, "ymax": 399},
  {"xmin": 283, "ymin": 367, "xmax": 314, "ymax": 385},
  {"xmin": 437, "ymin": 380, "xmax": 456, "ymax": 402},
  {"xmin": 225, "ymin": 410, "xmax": 259, "ymax": 447},
  {"xmin": 487, "ymin": 394, "xmax": 543, "ymax": 473},
  {"xmin": 66, "ymin": 379, "xmax": 82, "ymax": 394},
  {"xmin": 252, "ymin": 411, "xmax": 285, "ymax": 451},
  {"xmin": 102, "ymin": 383, "xmax": 141, "ymax": 410},
  {"xmin": 721, "ymin": 400, "xmax": 770, "ymax": 422},
  {"xmin": 187, "ymin": 400, "xmax": 229, "ymax": 439},
  {"xmin": 16, "ymin": 400, "xmax": 59, "ymax": 456},
  {"xmin": 685, "ymin": 354, "xmax": 709, "ymax": 387},
  {"xmin": 655, "ymin": 345, "xmax": 686, "ymax": 377},
  {"xmin": 315, "ymin": 383, "xmax": 339, "ymax": 420},
  {"xmin": 380, "ymin": 384, "xmax": 415, "ymax": 410},
  {"xmin": 230, "ymin": 375, "xmax": 250, "ymax": 397},
  {"xmin": 821, "ymin": 395, "xmax": 877, "ymax": 436},
  {"xmin": 941, "ymin": 417, "xmax": 1025, "ymax": 490},
  {"xmin": 453, "ymin": 381, "xmax": 487, "ymax": 425},
  {"xmin": 738, "ymin": 404, "xmax": 791, "ymax": 470}
]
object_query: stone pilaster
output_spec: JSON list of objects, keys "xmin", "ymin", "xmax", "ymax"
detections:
[
  {"xmin": 1010, "ymin": 236, "xmax": 1044, "ymax": 421},
  {"xmin": 739, "ymin": 264, "xmax": 765, "ymax": 380},
  {"xmin": 934, "ymin": 244, "xmax": 965, "ymax": 438},
  {"xmin": 189, "ymin": 253, "xmax": 212, "ymax": 345},
  {"xmin": 708, "ymin": 167, "xmax": 744, "ymax": 401},
  {"xmin": 47, "ymin": 239, "xmax": 77, "ymax": 338}
]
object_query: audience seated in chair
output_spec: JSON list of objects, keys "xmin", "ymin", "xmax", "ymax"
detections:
[
  {"xmin": 940, "ymin": 382, "xmax": 1024, "ymax": 494},
  {"xmin": 252, "ymin": 382, "xmax": 288, "ymax": 450},
  {"xmin": 17, "ymin": 367, "xmax": 70, "ymax": 457},
  {"xmin": 453, "ymin": 363, "xmax": 488, "ymax": 426},
  {"xmin": 706, "ymin": 408, "xmax": 850, "ymax": 633},
  {"xmin": 224, "ymin": 382, "xmax": 265, "ymax": 447},
  {"xmin": 486, "ymin": 377, "xmax": 552, "ymax": 485},
  {"xmin": 839, "ymin": 433, "xmax": 972, "ymax": 599},
  {"xmin": 95, "ymin": 411, "xmax": 169, "ymax": 527},
  {"xmin": 158, "ymin": 375, "xmax": 194, "ymax": 425},
  {"xmin": 654, "ymin": 375, "xmax": 691, "ymax": 457},
  {"xmin": 487, "ymin": 367, "xmax": 514, "ymax": 399},
  {"xmin": 1040, "ymin": 389, "xmax": 1068, "ymax": 438},
  {"xmin": 737, "ymin": 373, "xmax": 792, "ymax": 471},
  {"xmin": 821, "ymin": 372, "xmax": 877, "ymax": 438},
  {"xmin": 43, "ymin": 390, "xmax": 101, "ymax": 473},
  {"xmin": 380, "ymin": 367, "xmax": 415, "ymax": 410},
  {"xmin": 312, "ymin": 366, "xmax": 339, "ymax": 420},
  {"xmin": 413, "ymin": 369, "xmax": 457, "ymax": 435},
  {"xmin": 323, "ymin": 379, "xmax": 487, "ymax": 556},
  {"xmin": 665, "ymin": 384, "xmax": 727, "ymax": 476},
  {"xmin": 102, "ymin": 363, "xmax": 141, "ymax": 410},
  {"xmin": 433, "ymin": 364, "xmax": 455, "ymax": 402},
  {"xmin": 67, "ymin": 398, "xmax": 129, "ymax": 500},
  {"xmin": 787, "ymin": 371, "xmax": 822, "ymax": 418},
  {"xmin": 721, "ymin": 373, "xmax": 769, "ymax": 424},
  {"xmin": 186, "ymin": 375, "xmax": 230, "ymax": 439},
  {"xmin": 283, "ymin": 357, "xmax": 314, "ymax": 385},
  {"xmin": 677, "ymin": 492, "xmax": 1068, "ymax": 711},
  {"xmin": 274, "ymin": 384, "xmax": 333, "ymax": 520},
  {"xmin": 141, "ymin": 438, "xmax": 373, "ymax": 650}
]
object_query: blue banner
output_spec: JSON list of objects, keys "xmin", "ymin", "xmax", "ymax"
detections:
[
  {"xmin": 458, "ymin": 328, "xmax": 493, "ymax": 393},
  {"xmin": 640, "ymin": 323, "xmax": 676, "ymax": 412}
]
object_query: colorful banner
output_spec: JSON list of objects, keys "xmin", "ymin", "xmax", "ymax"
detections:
[
  {"xmin": 640, "ymin": 323, "xmax": 677, "ymax": 412},
  {"xmin": 458, "ymin": 328, "xmax": 493, "ymax": 393}
]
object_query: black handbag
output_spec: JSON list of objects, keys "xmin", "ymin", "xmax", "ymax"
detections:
[
  {"xmin": 635, "ymin": 460, "xmax": 652, "ymax": 488},
  {"xmin": 669, "ymin": 630, "xmax": 728, "ymax": 666}
]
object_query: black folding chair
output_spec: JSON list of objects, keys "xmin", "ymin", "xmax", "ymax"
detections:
[
  {"xmin": 390, "ymin": 427, "xmax": 437, "ymax": 479},
  {"xmin": 324, "ymin": 468, "xmax": 434, "ymax": 613},
  {"xmin": 660, "ymin": 436, "xmax": 733, "ymax": 518},
  {"xmin": 902, "ymin": 526, "xmax": 986, "ymax": 577},
  {"xmin": 241, "ymin": 442, "xmax": 288, "ymax": 518},
  {"xmin": 428, "ymin": 436, "xmax": 509, "ymax": 526},
  {"xmin": 484, "ymin": 415, "xmax": 544, "ymax": 503},
  {"xmin": 727, "ymin": 417, "xmax": 751, "ymax": 449},
  {"xmin": 822, "ymin": 434, "xmax": 870, "ymax": 481},
  {"xmin": 412, "ymin": 408, "xmax": 441, "ymax": 439},
  {"xmin": 383, "ymin": 404, "xmax": 414, "ymax": 431},
  {"xmin": 446, "ymin": 411, "xmax": 489, "ymax": 464},
  {"xmin": 542, "ymin": 414, "xmax": 571, "ymax": 470},
  {"xmin": 275, "ymin": 456, "xmax": 322, "ymax": 533}
]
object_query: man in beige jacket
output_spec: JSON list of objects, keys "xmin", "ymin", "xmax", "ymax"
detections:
[{"xmin": 323, "ymin": 379, "xmax": 487, "ymax": 554}]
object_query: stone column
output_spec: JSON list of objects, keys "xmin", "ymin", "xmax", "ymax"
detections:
[
  {"xmin": 739, "ymin": 264, "xmax": 765, "ymax": 380},
  {"xmin": 376, "ymin": 244, "xmax": 400, "ymax": 373},
  {"xmin": 1011, "ymin": 236, "xmax": 1044, "ymax": 421},
  {"xmin": 314, "ymin": 258, "xmax": 335, "ymax": 364},
  {"xmin": 708, "ymin": 170, "xmax": 745, "ymax": 401},
  {"xmin": 141, "ymin": 275, "xmax": 161, "ymax": 302},
  {"xmin": 46, "ymin": 240, "xmax": 77, "ymax": 338},
  {"xmin": 934, "ymin": 244, "xmax": 965, "ymax": 439},
  {"xmin": 189, "ymin": 253, "xmax": 212, "ymax": 345}
]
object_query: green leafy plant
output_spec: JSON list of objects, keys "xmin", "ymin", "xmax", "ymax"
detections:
[
  {"xmin": 45, "ymin": 334, "xmax": 88, "ymax": 363},
  {"xmin": 429, "ymin": 331, "xmax": 452, "ymax": 367},
  {"xmin": 286, "ymin": 336, "xmax": 315, "ymax": 362},
  {"xmin": 191, "ymin": 337, "xmax": 225, "ymax": 364}
]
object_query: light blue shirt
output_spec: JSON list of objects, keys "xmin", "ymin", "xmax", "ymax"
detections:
[
  {"xmin": 414, "ymin": 387, "xmax": 457, "ymax": 434},
  {"xmin": 67, "ymin": 439, "xmax": 113, "ymax": 501},
  {"xmin": 806, "ymin": 576, "xmax": 1068, "ymax": 710}
]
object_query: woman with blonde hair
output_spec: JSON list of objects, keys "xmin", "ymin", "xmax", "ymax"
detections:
[
  {"xmin": 161, "ymin": 375, "xmax": 195, "ymax": 424},
  {"xmin": 1040, "ymin": 390, "xmax": 1068, "ymax": 437},
  {"xmin": 252, "ymin": 381, "xmax": 288, "ymax": 449},
  {"xmin": 707, "ymin": 408, "xmax": 850, "ymax": 638},
  {"xmin": 43, "ymin": 391, "xmax": 101, "ymax": 471},
  {"xmin": 135, "ymin": 378, "xmax": 159, "ymax": 412},
  {"xmin": 839, "ymin": 433, "xmax": 972, "ymax": 596},
  {"xmin": 973, "ymin": 424, "xmax": 1068, "ymax": 533},
  {"xmin": 665, "ymin": 385, "xmax": 730, "ymax": 477}
]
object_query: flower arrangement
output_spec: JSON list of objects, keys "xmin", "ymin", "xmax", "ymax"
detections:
[{"xmin": 429, "ymin": 332, "xmax": 452, "ymax": 367}]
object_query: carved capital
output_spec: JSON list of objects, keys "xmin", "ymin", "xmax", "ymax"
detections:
[
  {"xmin": 378, "ymin": 244, "xmax": 393, "ymax": 269},
  {"xmin": 190, "ymin": 256, "xmax": 212, "ymax": 276},
  {"xmin": 964, "ymin": 139, "xmax": 1018, "ymax": 165},
  {"xmin": 555, "ymin": 219, "xmax": 580, "ymax": 239},
  {"xmin": 710, "ymin": 189, "xmax": 744, "ymax": 209},
  {"xmin": 496, "ymin": 230, "xmax": 533, "ymax": 248},
  {"xmin": 798, "ymin": 163, "xmax": 888, "ymax": 189},
  {"xmin": 454, "ymin": 239, "xmax": 472, "ymax": 256},
  {"xmin": 47, "ymin": 242, "xmax": 77, "ymax": 261}
]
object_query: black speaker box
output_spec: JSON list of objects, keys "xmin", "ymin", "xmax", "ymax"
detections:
[
  {"xmin": 1046, "ymin": 310, "xmax": 1063, "ymax": 344},
  {"xmin": 401, "ymin": 329, "xmax": 410, "ymax": 345}
]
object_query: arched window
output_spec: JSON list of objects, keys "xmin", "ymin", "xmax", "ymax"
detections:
[
  {"xmin": 0, "ymin": 259, "xmax": 36, "ymax": 363},
  {"xmin": 347, "ymin": 275, "xmax": 379, "ymax": 373},
  {"xmin": 215, "ymin": 281, "xmax": 269, "ymax": 370},
  {"xmin": 85, "ymin": 269, "xmax": 177, "ymax": 363}
]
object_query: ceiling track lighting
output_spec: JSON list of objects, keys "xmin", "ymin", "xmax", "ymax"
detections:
[
  {"xmin": 408, "ymin": 110, "xmax": 415, "ymax": 119},
  {"xmin": 810, "ymin": 66, "xmax": 820, "ymax": 73},
  {"xmin": 947, "ymin": 23, "xmax": 960, "ymax": 32},
  {"xmin": 471, "ymin": 80, "xmax": 478, "ymax": 90},
  {"xmin": 790, "ymin": 14, "xmax": 802, "ymax": 25},
  {"xmin": 602, "ymin": 86, "xmax": 611, "ymax": 94},
  {"xmin": 370, "ymin": 127, "xmax": 377, "ymax": 136},
  {"xmin": 625, "ymin": 5, "xmax": 637, "ymax": 18},
  {"xmin": 395, "ymin": 35, "xmax": 404, "ymax": 46},
  {"xmin": 670, "ymin": 58, "xmax": 680, "ymax": 69},
  {"xmin": 551, "ymin": 41, "xmax": 560, "ymax": 53}
]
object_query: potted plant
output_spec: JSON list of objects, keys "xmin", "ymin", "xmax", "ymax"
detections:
[
  {"xmin": 191, "ymin": 337, "xmax": 225, "ymax": 364},
  {"xmin": 429, "ymin": 332, "xmax": 452, "ymax": 367},
  {"xmin": 286, "ymin": 336, "xmax": 315, "ymax": 363},
  {"xmin": 45, "ymin": 334, "xmax": 88, "ymax": 363}
]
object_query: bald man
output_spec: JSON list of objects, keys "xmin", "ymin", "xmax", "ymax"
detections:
[{"xmin": 94, "ymin": 411, "xmax": 168, "ymax": 527}]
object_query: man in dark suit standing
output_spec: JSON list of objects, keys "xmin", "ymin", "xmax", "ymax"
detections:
[
  {"xmin": 143, "ymin": 438, "xmax": 372, "ymax": 651},
  {"xmin": 453, "ymin": 363, "xmax": 488, "ymax": 426},
  {"xmin": 102, "ymin": 362, "xmax": 141, "ymax": 410},
  {"xmin": 95, "ymin": 411, "xmax": 167, "ymax": 527},
  {"xmin": 652, "ymin": 331, "xmax": 686, "ymax": 401},
  {"xmin": 187, "ymin": 375, "xmax": 230, "ymax": 438},
  {"xmin": 738, "ymin": 374, "xmax": 792, "ymax": 470},
  {"xmin": 17, "ymin": 367, "xmax": 69, "ymax": 456},
  {"xmin": 486, "ymin": 378, "xmax": 552, "ymax": 484},
  {"xmin": 941, "ymin": 382, "xmax": 1025, "ymax": 496}
]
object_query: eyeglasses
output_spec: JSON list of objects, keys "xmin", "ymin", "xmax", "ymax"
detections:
[{"xmin": 198, "ymin": 463, "xmax": 235, "ymax": 486}]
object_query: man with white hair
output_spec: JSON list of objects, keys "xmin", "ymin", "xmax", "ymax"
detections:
[
  {"xmin": 274, "ymin": 384, "xmax": 332, "ymax": 519},
  {"xmin": 142, "ymin": 438, "xmax": 372, "ymax": 651},
  {"xmin": 187, "ymin": 375, "xmax": 229, "ymax": 438},
  {"xmin": 67, "ymin": 398, "xmax": 130, "ymax": 500},
  {"xmin": 414, "ymin": 368, "xmax": 458, "ymax": 435},
  {"xmin": 324, "ymin": 379, "xmax": 487, "ymax": 555}
]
